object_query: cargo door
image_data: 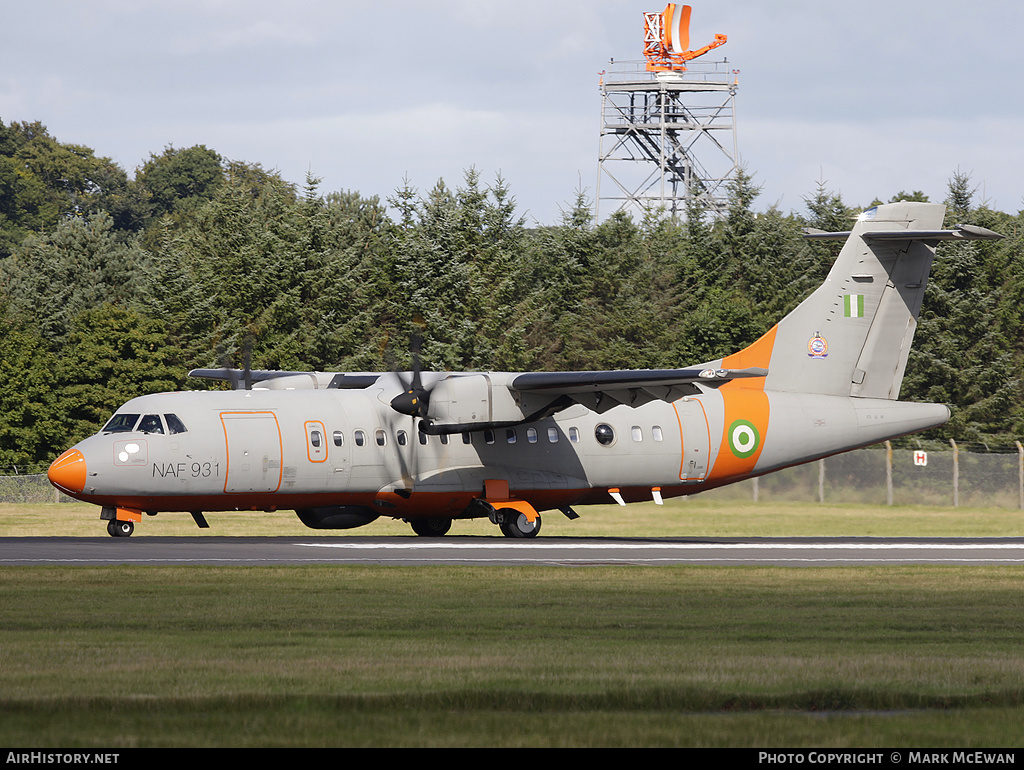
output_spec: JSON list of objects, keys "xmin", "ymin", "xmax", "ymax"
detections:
[
  {"xmin": 674, "ymin": 399, "xmax": 710, "ymax": 482},
  {"xmin": 221, "ymin": 411, "xmax": 283, "ymax": 493}
]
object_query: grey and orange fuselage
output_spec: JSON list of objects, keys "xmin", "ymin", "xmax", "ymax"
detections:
[
  {"xmin": 47, "ymin": 202, "xmax": 997, "ymax": 535},
  {"xmin": 47, "ymin": 381, "xmax": 947, "ymax": 523}
]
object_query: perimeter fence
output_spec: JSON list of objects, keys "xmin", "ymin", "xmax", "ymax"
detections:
[
  {"xmin": 4, "ymin": 441, "xmax": 1024, "ymax": 509},
  {"xmin": 700, "ymin": 441, "xmax": 1024, "ymax": 509}
]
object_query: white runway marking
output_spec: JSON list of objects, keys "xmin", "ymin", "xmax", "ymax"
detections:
[
  {"xmin": 298, "ymin": 542, "xmax": 1024, "ymax": 551},
  {"xmin": 6, "ymin": 539, "xmax": 1024, "ymax": 566},
  {"xmin": 291, "ymin": 541, "xmax": 1024, "ymax": 564}
]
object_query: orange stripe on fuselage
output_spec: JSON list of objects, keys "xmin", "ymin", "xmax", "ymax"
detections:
[
  {"xmin": 707, "ymin": 324, "xmax": 776, "ymax": 481},
  {"xmin": 707, "ymin": 388, "xmax": 770, "ymax": 482},
  {"xmin": 720, "ymin": 324, "xmax": 777, "ymax": 383}
]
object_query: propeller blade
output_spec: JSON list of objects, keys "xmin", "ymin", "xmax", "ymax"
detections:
[
  {"xmin": 382, "ymin": 322, "xmax": 432, "ymax": 494},
  {"xmin": 389, "ymin": 331, "xmax": 430, "ymax": 417},
  {"xmin": 241, "ymin": 332, "xmax": 254, "ymax": 391}
]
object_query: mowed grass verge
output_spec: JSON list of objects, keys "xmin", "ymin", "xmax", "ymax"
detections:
[
  {"xmin": 2, "ymin": 564, "xmax": 1024, "ymax": 747},
  {"xmin": 6, "ymin": 495, "xmax": 1024, "ymax": 537}
]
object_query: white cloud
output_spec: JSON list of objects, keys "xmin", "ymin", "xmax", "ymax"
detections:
[
  {"xmin": 744, "ymin": 116, "xmax": 1024, "ymax": 213},
  {"xmin": 4, "ymin": 1, "xmax": 1024, "ymax": 224}
]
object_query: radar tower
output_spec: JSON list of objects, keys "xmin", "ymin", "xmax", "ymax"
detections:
[{"xmin": 597, "ymin": 4, "xmax": 739, "ymax": 220}]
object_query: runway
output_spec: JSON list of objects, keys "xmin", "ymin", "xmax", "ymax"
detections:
[{"xmin": 4, "ymin": 536, "xmax": 1024, "ymax": 566}]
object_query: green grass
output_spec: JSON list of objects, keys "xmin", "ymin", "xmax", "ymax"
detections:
[
  {"xmin": 3, "ymin": 499, "xmax": 1024, "ymax": 747},
  {"xmin": 6, "ymin": 494, "xmax": 1024, "ymax": 538},
  {"xmin": 2, "ymin": 564, "xmax": 1024, "ymax": 747}
]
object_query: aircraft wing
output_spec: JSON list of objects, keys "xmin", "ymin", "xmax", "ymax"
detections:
[
  {"xmin": 511, "ymin": 366, "xmax": 767, "ymax": 392},
  {"xmin": 188, "ymin": 369, "xmax": 380, "ymax": 390},
  {"xmin": 509, "ymin": 366, "xmax": 767, "ymax": 412}
]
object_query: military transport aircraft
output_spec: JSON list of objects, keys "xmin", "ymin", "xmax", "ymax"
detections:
[{"xmin": 47, "ymin": 201, "xmax": 1001, "ymax": 537}]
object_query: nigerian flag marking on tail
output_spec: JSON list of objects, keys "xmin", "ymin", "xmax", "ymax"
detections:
[{"xmin": 844, "ymin": 294, "xmax": 865, "ymax": 317}]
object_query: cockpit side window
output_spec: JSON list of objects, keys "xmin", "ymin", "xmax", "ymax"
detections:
[
  {"xmin": 165, "ymin": 414, "xmax": 187, "ymax": 434},
  {"xmin": 138, "ymin": 414, "xmax": 164, "ymax": 434},
  {"xmin": 103, "ymin": 414, "xmax": 140, "ymax": 433}
]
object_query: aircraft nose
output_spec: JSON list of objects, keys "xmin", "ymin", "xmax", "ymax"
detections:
[{"xmin": 48, "ymin": 449, "xmax": 87, "ymax": 494}]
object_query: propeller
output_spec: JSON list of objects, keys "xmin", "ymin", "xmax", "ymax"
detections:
[
  {"xmin": 389, "ymin": 332, "xmax": 431, "ymax": 419},
  {"xmin": 239, "ymin": 331, "xmax": 254, "ymax": 391},
  {"xmin": 211, "ymin": 331, "xmax": 255, "ymax": 390},
  {"xmin": 384, "ymin": 321, "xmax": 434, "ymax": 498}
]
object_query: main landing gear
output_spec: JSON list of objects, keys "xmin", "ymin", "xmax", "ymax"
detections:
[
  {"xmin": 405, "ymin": 509, "xmax": 543, "ymax": 538},
  {"xmin": 106, "ymin": 520, "xmax": 134, "ymax": 538},
  {"xmin": 409, "ymin": 517, "xmax": 453, "ymax": 537},
  {"xmin": 495, "ymin": 508, "xmax": 541, "ymax": 538}
]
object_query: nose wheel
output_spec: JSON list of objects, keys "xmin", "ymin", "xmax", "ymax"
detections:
[{"xmin": 107, "ymin": 520, "xmax": 135, "ymax": 538}]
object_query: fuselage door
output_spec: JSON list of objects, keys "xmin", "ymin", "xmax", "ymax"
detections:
[
  {"xmin": 220, "ymin": 411, "xmax": 283, "ymax": 493},
  {"xmin": 674, "ymin": 399, "xmax": 710, "ymax": 482},
  {"xmin": 305, "ymin": 420, "xmax": 328, "ymax": 463}
]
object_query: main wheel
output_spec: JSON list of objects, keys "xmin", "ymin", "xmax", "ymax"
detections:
[
  {"xmin": 499, "ymin": 509, "xmax": 541, "ymax": 539},
  {"xmin": 107, "ymin": 520, "xmax": 134, "ymax": 538},
  {"xmin": 410, "ymin": 517, "xmax": 452, "ymax": 537}
]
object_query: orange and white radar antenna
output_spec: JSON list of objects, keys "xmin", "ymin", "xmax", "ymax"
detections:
[
  {"xmin": 643, "ymin": 3, "xmax": 726, "ymax": 72},
  {"xmin": 597, "ymin": 2, "xmax": 738, "ymax": 220}
]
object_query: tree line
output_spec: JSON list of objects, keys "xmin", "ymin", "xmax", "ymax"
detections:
[{"xmin": 2, "ymin": 119, "xmax": 1022, "ymax": 471}]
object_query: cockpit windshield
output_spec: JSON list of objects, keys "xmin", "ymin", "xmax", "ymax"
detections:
[
  {"xmin": 165, "ymin": 414, "xmax": 187, "ymax": 434},
  {"xmin": 101, "ymin": 412, "xmax": 188, "ymax": 435},
  {"xmin": 138, "ymin": 414, "xmax": 164, "ymax": 434},
  {"xmin": 102, "ymin": 414, "xmax": 140, "ymax": 433}
]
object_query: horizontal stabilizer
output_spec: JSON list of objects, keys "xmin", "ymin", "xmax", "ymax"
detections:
[{"xmin": 804, "ymin": 224, "xmax": 1003, "ymax": 242}]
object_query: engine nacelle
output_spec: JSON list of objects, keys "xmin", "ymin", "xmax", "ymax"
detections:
[
  {"xmin": 295, "ymin": 506, "xmax": 380, "ymax": 529},
  {"xmin": 425, "ymin": 373, "xmax": 564, "ymax": 433}
]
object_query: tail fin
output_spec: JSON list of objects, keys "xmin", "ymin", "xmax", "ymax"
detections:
[{"xmin": 715, "ymin": 201, "xmax": 1001, "ymax": 399}]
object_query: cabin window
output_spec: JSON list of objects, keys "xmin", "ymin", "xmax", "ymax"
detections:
[
  {"xmin": 333, "ymin": 430, "xmax": 344, "ymax": 447},
  {"xmin": 462, "ymin": 432, "xmax": 473, "ymax": 444},
  {"xmin": 484, "ymin": 430, "xmax": 495, "ymax": 445},
  {"xmin": 527, "ymin": 427, "xmax": 538, "ymax": 443},
  {"xmin": 138, "ymin": 414, "xmax": 164, "ymax": 434},
  {"xmin": 397, "ymin": 430, "xmax": 408, "ymax": 446},
  {"xmin": 506, "ymin": 429, "xmax": 517, "ymax": 444},
  {"xmin": 568, "ymin": 427, "xmax": 580, "ymax": 443},
  {"xmin": 354, "ymin": 430, "xmax": 366, "ymax": 447},
  {"xmin": 310, "ymin": 430, "xmax": 322, "ymax": 448},
  {"xmin": 631, "ymin": 426, "xmax": 643, "ymax": 442},
  {"xmin": 440, "ymin": 433, "xmax": 449, "ymax": 445},
  {"xmin": 595, "ymin": 424, "xmax": 615, "ymax": 446},
  {"xmin": 652, "ymin": 425, "xmax": 664, "ymax": 442},
  {"xmin": 419, "ymin": 431, "xmax": 428, "ymax": 445},
  {"xmin": 375, "ymin": 429, "xmax": 387, "ymax": 447},
  {"xmin": 547, "ymin": 427, "xmax": 559, "ymax": 443},
  {"xmin": 165, "ymin": 414, "xmax": 187, "ymax": 434}
]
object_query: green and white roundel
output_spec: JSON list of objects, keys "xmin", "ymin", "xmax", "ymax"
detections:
[{"xmin": 727, "ymin": 419, "xmax": 760, "ymax": 459}]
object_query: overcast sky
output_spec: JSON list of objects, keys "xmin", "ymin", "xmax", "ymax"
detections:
[{"xmin": 4, "ymin": 0, "xmax": 1023, "ymax": 225}]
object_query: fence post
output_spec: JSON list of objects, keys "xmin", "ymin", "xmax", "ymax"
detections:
[
  {"xmin": 885, "ymin": 441, "xmax": 893, "ymax": 506},
  {"xmin": 752, "ymin": 476, "xmax": 759, "ymax": 502},
  {"xmin": 950, "ymin": 438, "xmax": 959, "ymax": 507},
  {"xmin": 818, "ymin": 458, "xmax": 825, "ymax": 503},
  {"xmin": 1017, "ymin": 441, "xmax": 1023, "ymax": 511}
]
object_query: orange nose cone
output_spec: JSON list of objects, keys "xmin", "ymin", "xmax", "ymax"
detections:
[{"xmin": 48, "ymin": 449, "xmax": 87, "ymax": 494}]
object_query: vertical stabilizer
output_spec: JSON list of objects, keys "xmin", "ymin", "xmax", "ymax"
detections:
[{"xmin": 712, "ymin": 201, "xmax": 999, "ymax": 399}]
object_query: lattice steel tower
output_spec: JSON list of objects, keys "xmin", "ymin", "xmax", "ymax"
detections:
[{"xmin": 597, "ymin": 4, "xmax": 739, "ymax": 220}]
